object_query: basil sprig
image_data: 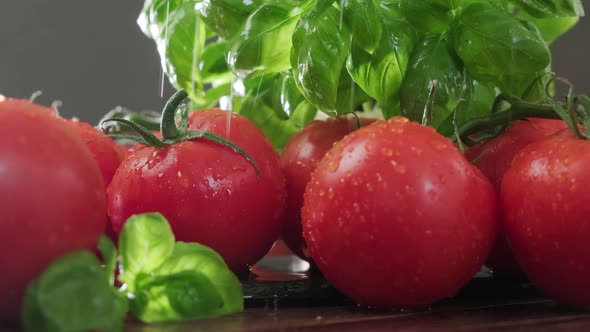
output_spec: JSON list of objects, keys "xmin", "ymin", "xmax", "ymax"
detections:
[
  {"xmin": 22, "ymin": 213, "xmax": 243, "ymax": 331},
  {"xmin": 138, "ymin": 0, "xmax": 585, "ymax": 149}
]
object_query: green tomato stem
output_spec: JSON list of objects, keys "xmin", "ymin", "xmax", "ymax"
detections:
[{"xmin": 160, "ymin": 90, "xmax": 189, "ymax": 140}]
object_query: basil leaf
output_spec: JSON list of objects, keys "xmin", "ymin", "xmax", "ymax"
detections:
[
  {"xmin": 398, "ymin": 0, "xmax": 454, "ymax": 33},
  {"xmin": 400, "ymin": 34, "xmax": 466, "ymax": 128},
  {"xmin": 131, "ymin": 271, "xmax": 224, "ymax": 323},
  {"xmin": 335, "ymin": 68, "xmax": 371, "ymax": 115},
  {"xmin": 118, "ymin": 213, "xmax": 175, "ymax": 289},
  {"xmin": 137, "ymin": 0, "xmax": 187, "ymax": 39},
  {"xmin": 511, "ymin": 0, "xmax": 584, "ymax": 17},
  {"xmin": 291, "ymin": 2, "xmax": 352, "ymax": 114},
  {"xmin": 201, "ymin": 40, "xmax": 233, "ymax": 84},
  {"xmin": 22, "ymin": 252, "xmax": 128, "ymax": 332},
  {"xmin": 98, "ymin": 236, "xmax": 118, "ymax": 286},
  {"xmin": 531, "ymin": 16, "xmax": 580, "ymax": 43},
  {"xmin": 341, "ymin": 0, "xmax": 382, "ymax": 53},
  {"xmin": 234, "ymin": 75, "xmax": 316, "ymax": 150},
  {"xmin": 347, "ymin": 17, "xmax": 418, "ymax": 118},
  {"xmin": 199, "ymin": 0, "xmax": 265, "ymax": 39},
  {"xmin": 452, "ymin": 2, "xmax": 551, "ymax": 86},
  {"xmin": 156, "ymin": 242, "xmax": 244, "ymax": 314},
  {"xmin": 227, "ymin": 0, "xmax": 314, "ymax": 78}
]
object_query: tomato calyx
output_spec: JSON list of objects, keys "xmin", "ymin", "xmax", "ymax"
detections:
[{"xmin": 102, "ymin": 90, "xmax": 260, "ymax": 178}]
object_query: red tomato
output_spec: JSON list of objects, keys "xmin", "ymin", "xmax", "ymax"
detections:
[
  {"xmin": 502, "ymin": 129, "xmax": 590, "ymax": 306},
  {"xmin": 466, "ymin": 119, "xmax": 567, "ymax": 276},
  {"xmin": 108, "ymin": 109, "xmax": 285, "ymax": 272},
  {"xmin": 302, "ymin": 117, "xmax": 497, "ymax": 308},
  {"xmin": 280, "ymin": 117, "xmax": 374, "ymax": 259},
  {"xmin": 0, "ymin": 99, "xmax": 107, "ymax": 321},
  {"xmin": 65, "ymin": 120, "xmax": 125, "ymax": 186}
]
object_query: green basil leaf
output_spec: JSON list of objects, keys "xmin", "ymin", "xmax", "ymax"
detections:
[
  {"xmin": 347, "ymin": 17, "xmax": 418, "ymax": 118},
  {"xmin": 119, "ymin": 213, "xmax": 175, "ymax": 289},
  {"xmin": 22, "ymin": 252, "xmax": 128, "ymax": 332},
  {"xmin": 511, "ymin": 0, "xmax": 584, "ymax": 17},
  {"xmin": 199, "ymin": 0, "xmax": 265, "ymax": 39},
  {"xmin": 156, "ymin": 242, "xmax": 244, "ymax": 314},
  {"xmin": 398, "ymin": 0, "xmax": 454, "ymax": 33},
  {"xmin": 530, "ymin": 16, "xmax": 579, "ymax": 43},
  {"xmin": 335, "ymin": 68, "xmax": 371, "ymax": 115},
  {"xmin": 452, "ymin": 2, "xmax": 551, "ymax": 86},
  {"xmin": 131, "ymin": 271, "xmax": 224, "ymax": 323},
  {"xmin": 227, "ymin": 0, "xmax": 314, "ymax": 78},
  {"xmin": 201, "ymin": 40, "xmax": 233, "ymax": 84},
  {"xmin": 291, "ymin": 2, "xmax": 352, "ymax": 114},
  {"xmin": 400, "ymin": 34, "xmax": 466, "ymax": 128},
  {"xmin": 341, "ymin": 0, "xmax": 382, "ymax": 53},
  {"xmin": 137, "ymin": 0, "xmax": 187, "ymax": 39},
  {"xmin": 98, "ymin": 236, "xmax": 118, "ymax": 286},
  {"xmin": 281, "ymin": 70, "xmax": 307, "ymax": 117},
  {"xmin": 234, "ymin": 75, "xmax": 316, "ymax": 150}
]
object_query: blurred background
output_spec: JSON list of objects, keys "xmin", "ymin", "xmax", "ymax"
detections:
[{"xmin": 0, "ymin": 1, "xmax": 588, "ymax": 124}]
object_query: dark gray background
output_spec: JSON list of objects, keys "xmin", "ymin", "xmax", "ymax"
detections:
[{"xmin": 0, "ymin": 1, "xmax": 588, "ymax": 124}]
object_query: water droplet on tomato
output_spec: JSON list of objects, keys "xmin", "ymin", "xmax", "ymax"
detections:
[
  {"xmin": 327, "ymin": 161, "xmax": 339, "ymax": 173},
  {"xmin": 364, "ymin": 144, "xmax": 373, "ymax": 152},
  {"xmin": 327, "ymin": 187, "xmax": 334, "ymax": 199},
  {"xmin": 381, "ymin": 148, "xmax": 393, "ymax": 157}
]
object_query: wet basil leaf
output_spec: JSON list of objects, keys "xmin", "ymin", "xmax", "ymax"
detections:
[
  {"xmin": 400, "ymin": 34, "xmax": 467, "ymax": 128},
  {"xmin": 118, "ymin": 213, "xmax": 175, "ymax": 289},
  {"xmin": 347, "ymin": 17, "xmax": 418, "ymax": 118},
  {"xmin": 199, "ymin": 0, "xmax": 265, "ymax": 39},
  {"xmin": 291, "ymin": 1, "xmax": 352, "ymax": 114},
  {"xmin": 155, "ymin": 242, "xmax": 244, "ymax": 314},
  {"xmin": 201, "ymin": 40, "xmax": 233, "ymax": 84},
  {"xmin": 511, "ymin": 0, "xmax": 584, "ymax": 17},
  {"xmin": 341, "ymin": 0, "xmax": 382, "ymax": 53},
  {"xmin": 22, "ymin": 252, "xmax": 128, "ymax": 332},
  {"xmin": 398, "ymin": 0, "xmax": 454, "ymax": 33},
  {"xmin": 234, "ymin": 75, "xmax": 316, "ymax": 150},
  {"xmin": 452, "ymin": 2, "xmax": 551, "ymax": 86},
  {"xmin": 227, "ymin": 0, "xmax": 314, "ymax": 78},
  {"xmin": 131, "ymin": 271, "xmax": 225, "ymax": 323},
  {"xmin": 137, "ymin": 0, "xmax": 187, "ymax": 39}
]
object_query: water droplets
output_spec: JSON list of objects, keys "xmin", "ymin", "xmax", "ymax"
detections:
[
  {"xmin": 390, "ymin": 160, "xmax": 407, "ymax": 174},
  {"xmin": 381, "ymin": 147, "xmax": 393, "ymax": 157}
]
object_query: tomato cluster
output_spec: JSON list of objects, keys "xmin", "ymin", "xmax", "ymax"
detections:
[{"xmin": 2, "ymin": 94, "xmax": 590, "ymax": 322}]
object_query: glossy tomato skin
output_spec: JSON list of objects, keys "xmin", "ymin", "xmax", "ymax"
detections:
[
  {"xmin": 280, "ymin": 117, "xmax": 374, "ymax": 259},
  {"xmin": 108, "ymin": 109, "xmax": 285, "ymax": 272},
  {"xmin": 501, "ymin": 129, "xmax": 590, "ymax": 306},
  {"xmin": 0, "ymin": 100, "xmax": 107, "ymax": 321},
  {"xmin": 65, "ymin": 120, "xmax": 125, "ymax": 186},
  {"xmin": 466, "ymin": 119, "xmax": 567, "ymax": 276},
  {"xmin": 302, "ymin": 117, "xmax": 497, "ymax": 308}
]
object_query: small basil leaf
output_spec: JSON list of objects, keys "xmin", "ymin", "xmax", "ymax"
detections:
[
  {"xmin": 400, "ymin": 34, "xmax": 466, "ymax": 128},
  {"xmin": 511, "ymin": 0, "xmax": 584, "ymax": 18},
  {"xmin": 156, "ymin": 242, "xmax": 244, "ymax": 314},
  {"xmin": 347, "ymin": 17, "xmax": 418, "ymax": 118},
  {"xmin": 98, "ymin": 236, "xmax": 118, "ymax": 286},
  {"xmin": 341, "ymin": 0, "xmax": 382, "ymax": 53},
  {"xmin": 131, "ymin": 271, "xmax": 224, "ymax": 323},
  {"xmin": 291, "ymin": 3, "xmax": 352, "ymax": 114},
  {"xmin": 119, "ymin": 213, "xmax": 175, "ymax": 289},
  {"xmin": 22, "ymin": 252, "xmax": 128, "ymax": 332},
  {"xmin": 199, "ymin": 0, "xmax": 265, "ymax": 39},
  {"xmin": 452, "ymin": 2, "xmax": 551, "ymax": 86},
  {"xmin": 227, "ymin": 0, "xmax": 314, "ymax": 78},
  {"xmin": 335, "ymin": 68, "xmax": 371, "ymax": 115}
]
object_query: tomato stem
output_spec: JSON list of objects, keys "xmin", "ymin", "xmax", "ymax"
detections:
[{"xmin": 160, "ymin": 90, "xmax": 188, "ymax": 140}]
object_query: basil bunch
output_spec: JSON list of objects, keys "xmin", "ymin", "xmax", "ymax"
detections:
[{"xmin": 138, "ymin": 0, "xmax": 584, "ymax": 149}]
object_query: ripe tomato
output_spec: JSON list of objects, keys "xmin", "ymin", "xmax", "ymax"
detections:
[
  {"xmin": 0, "ymin": 99, "xmax": 107, "ymax": 321},
  {"xmin": 501, "ymin": 129, "xmax": 590, "ymax": 306},
  {"xmin": 108, "ymin": 109, "xmax": 285, "ymax": 272},
  {"xmin": 466, "ymin": 119, "xmax": 566, "ymax": 276},
  {"xmin": 280, "ymin": 116, "xmax": 374, "ymax": 259},
  {"xmin": 65, "ymin": 120, "xmax": 125, "ymax": 186},
  {"xmin": 302, "ymin": 117, "xmax": 496, "ymax": 308}
]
